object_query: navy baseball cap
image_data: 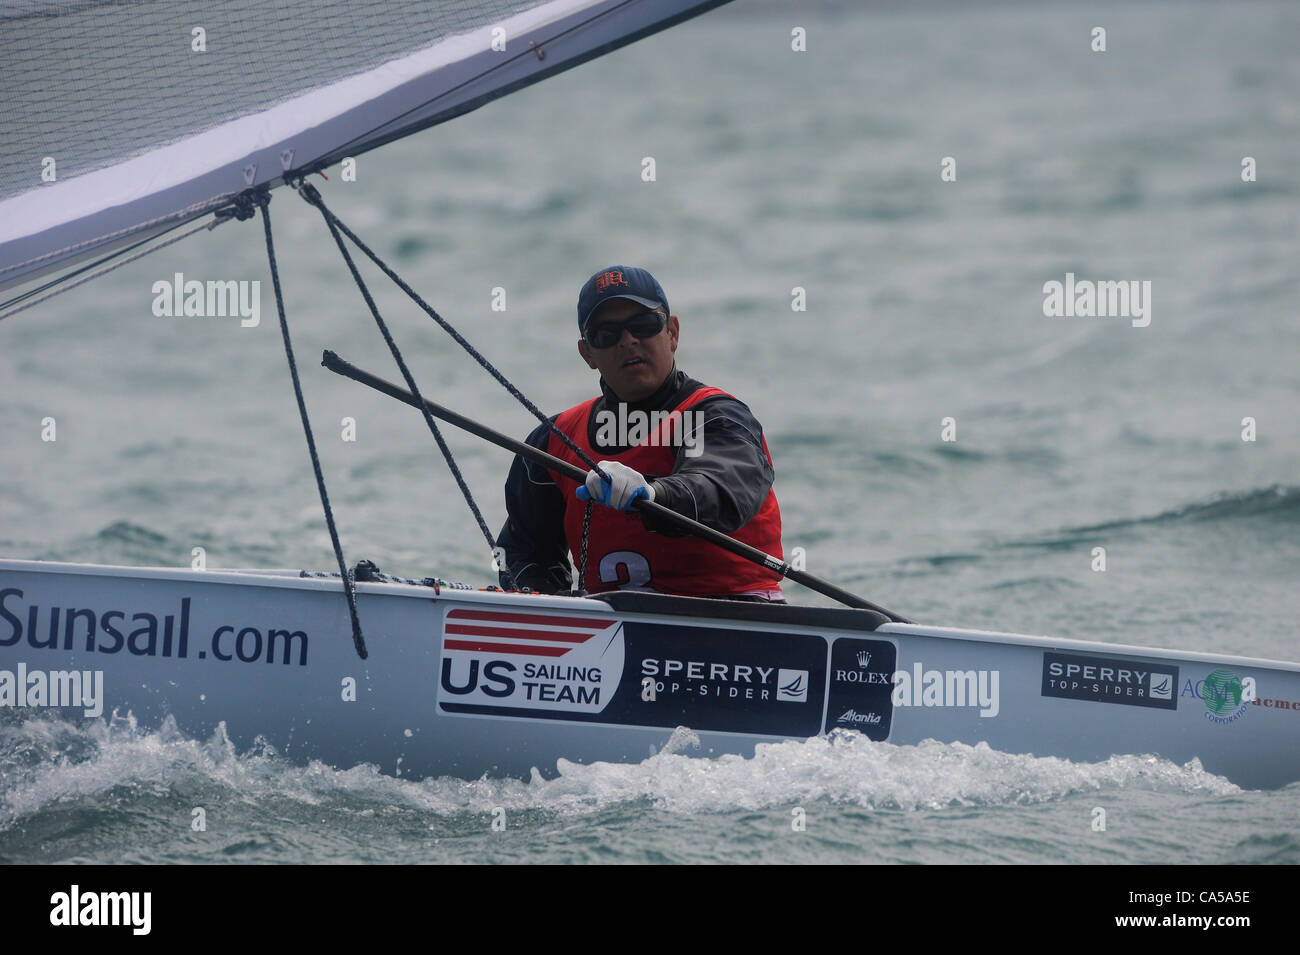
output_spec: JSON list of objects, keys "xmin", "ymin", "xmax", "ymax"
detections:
[{"xmin": 577, "ymin": 266, "xmax": 668, "ymax": 333}]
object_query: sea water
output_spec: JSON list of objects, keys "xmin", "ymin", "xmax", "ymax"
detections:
[{"xmin": 1, "ymin": 0, "xmax": 1297, "ymax": 864}]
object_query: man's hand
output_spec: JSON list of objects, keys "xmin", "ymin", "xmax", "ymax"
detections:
[{"xmin": 575, "ymin": 461, "xmax": 656, "ymax": 511}]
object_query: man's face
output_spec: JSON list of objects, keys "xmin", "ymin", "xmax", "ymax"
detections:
[{"xmin": 578, "ymin": 298, "xmax": 679, "ymax": 402}]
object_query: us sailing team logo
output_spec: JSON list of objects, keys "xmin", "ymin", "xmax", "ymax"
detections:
[{"xmin": 438, "ymin": 608, "xmax": 624, "ymax": 717}]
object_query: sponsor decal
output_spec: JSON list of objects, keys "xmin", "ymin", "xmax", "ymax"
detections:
[
  {"xmin": 439, "ymin": 613, "xmax": 821, "ymax": 738},
  {"xmin": 437, "ymin": 612, "xmax": 827, "ymax": 736},
  {"xmin": 624, "ymin": 622, "xmax": 824, "ymax": 735},
  {"xmin": 636, "ymin": 657, "xmax": 795, "ymax": 701},
  {"xmin": 892, "ymin": 663, "xmax": 1000, "ymax": 718},
  {"xmin": 0, "ymin": 588, "xmax": 309, "ymax": 666},
  {"xmin": 834, "ymin": 709, "xmax": 882, "ymax": 727},
  {"xmin": 438, "ymin": 608, "xmax": 623, "ymax": 716},
  {"xmin": 834, "ymin": 649, "xmax": 893, "ymax": 685},
  {"xmin": 1181, "ymin": 669, "xmax": 1253, "ymax": 725},
  {"xmin": 777, "ymin": 669, "xmax": 809, "ymax": 702},
  {"xmin": 616, "ymin": 625, "xmax": 827, "ymax": 735},
  {"xmin": 1251, "ymin": 694, "xmax": 1298, "ymax": 712},
  {"xmin": 824, "ymin": 637, "xmax": 896, "ymax": 739},
  {"xmin": 1041, "ymin": 652, "xmax": 1178, "ymax": 710}
]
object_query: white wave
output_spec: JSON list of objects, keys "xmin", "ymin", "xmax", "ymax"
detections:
[{"xmin": 0, "ymin": 717, "xmax": 1240, "ymax": 830}]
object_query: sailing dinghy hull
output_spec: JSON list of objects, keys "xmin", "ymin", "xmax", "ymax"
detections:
[{"xmin": 2, "ymin": 558, "xmax": 1297, "ymax": 789}]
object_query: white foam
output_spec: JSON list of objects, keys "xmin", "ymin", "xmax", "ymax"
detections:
[
  {"xmin": 0, "ymin": 718, "xmax": 1239, "ymax": 829},
  {"xmin": 541, "ymin": 728, "xmax": 1240, "ymax": 813}
]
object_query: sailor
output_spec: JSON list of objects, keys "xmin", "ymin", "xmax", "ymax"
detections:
[{"xmin": 495, "ymin": 265, "xmax": 784, "ymax": 600}]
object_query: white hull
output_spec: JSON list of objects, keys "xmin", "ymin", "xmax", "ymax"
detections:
[{"xmin": 2, "ymin": 558, "xmax": 1297, "ymax": 788}]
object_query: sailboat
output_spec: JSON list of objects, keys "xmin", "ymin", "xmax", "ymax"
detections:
[{"xmin": 2, "ymin": 0, "xmax": 1297, "ymax": 789}]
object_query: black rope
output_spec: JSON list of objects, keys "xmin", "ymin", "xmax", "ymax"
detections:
[
  {"xmin": 301, "ymin": 181, "xmax": 517, "ymax": 591},
  {"xmin": 256, "ymin": 188, "xmax": 368, "ymax": 660},
  {"xmin": 0, "ymin": 216, "xmax": 221, "ymax": 322},
  {"xmin": 224, "ymin": 191, "xmax": 260, "ymax": 222},
  {"xmin": 299, "ymin": 569, "xmax": 474, "ymax": 591},
  {"xmin": 296, "ymin": 182, "xmax": 617, "ymax": 595},
  {"xmin": 295, "ymin": 183, "xmax": 608, "ymax": 477},
  {"xmin": 575, "ymin": 498, "xmax": 594, "ymax": 595}
]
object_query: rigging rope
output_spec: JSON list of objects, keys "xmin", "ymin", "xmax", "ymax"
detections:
[
  {"xmin": 576, "ymin": 498, "xmax": 594, "ymax": 595},
  {"xmin": 294, "ymin": 183, "xmax": 607, "ymax": 475},
  {"xmin": 0, "ymin": 216, "xmax": 223, "ymax": 323},
  {"xmin": 256, "ymin": 188, "xmax": 368, "ymax": 660},
  {"xmin": 296, "ymin": 181, "xmax": 611, "ymax": 595},
  {"xmin": 300, "ymin": 180, "xmax": 518, "ymax": 591}
]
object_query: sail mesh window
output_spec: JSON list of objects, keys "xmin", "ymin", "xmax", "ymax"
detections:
[
  {"xmin": 0, "ymin": 0, "xmax": 546, "ymax": 203},
  {"xmin": 0, "ymin": 0, "xmax": 730, "ymax": 294}
]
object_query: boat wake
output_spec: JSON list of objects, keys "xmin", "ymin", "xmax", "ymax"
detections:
[
  {"xmin": 542, "ymin": 728, "xmax": 1240, "ymax": 813},
  {"xmin": 0, "ymin": 715, "xmax": 1239, "ymax": 834}
]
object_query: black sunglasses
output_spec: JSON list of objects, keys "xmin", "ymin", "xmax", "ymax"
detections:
[{"xmin": 584, "ymin": 310, "xmax": 666, "ymax": 349}]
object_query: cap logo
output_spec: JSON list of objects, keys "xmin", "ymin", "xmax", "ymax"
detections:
[{"xmin": 594, "ymin": 270, "xmax": 628, "ymax": 292}]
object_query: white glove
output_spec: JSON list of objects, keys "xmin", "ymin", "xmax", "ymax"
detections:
[{"xmin": 575, "ymin": 460, "xmax": 656, "ymax": 511}]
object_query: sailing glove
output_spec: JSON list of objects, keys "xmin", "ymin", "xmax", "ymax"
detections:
[{"xmin": 575, "ymin": 461, "xmax": 656, "ymax": 511}]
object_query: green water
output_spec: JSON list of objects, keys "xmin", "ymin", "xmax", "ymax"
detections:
[{"xmin": 1, "ymin": 0, "xmax": 1297, "ymax": 864}]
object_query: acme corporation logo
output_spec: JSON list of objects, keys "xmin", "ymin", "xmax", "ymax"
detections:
[{"xmin": 1182, "ymin": 669, "xmax": 1254, "ymax": 725}]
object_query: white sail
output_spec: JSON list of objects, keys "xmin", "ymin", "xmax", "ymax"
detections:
[{"xmin": 0, "ymin": 0, "xmax": 730, "ymax": 295}]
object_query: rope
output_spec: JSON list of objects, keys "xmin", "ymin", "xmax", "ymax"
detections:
[
  {"xmin": 576, "ymin": 498, "xmax": 594, "ymax": 595},
  {"xmin": 0, "ymin": 191, "xmax": 237, "ymax": 284},
  {"xmin": 299, "ymin": 569, "xmax": 474, "ymax": 591},
  {"xmin": 257, "ymin": 188, "xmax": 368, "ymax": 660},
  {"xmin": 0, "ymin": 216, "xmax": 223, "ymax": 323},
  {"xmin": 294, "ymin": 183, "xmax": 607, "ymax": 476},
  {"xmin": 296, "ymin": 182, "xmax": 617, "ymax": 595},
  {"xmin": 300, "ymin": 181, "xmax": 517, "ymax": 591}
]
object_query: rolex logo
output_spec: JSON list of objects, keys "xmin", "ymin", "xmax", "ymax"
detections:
[{"xmin": 856, "ymin": 650, "xmax": 871, "ymax": 668}]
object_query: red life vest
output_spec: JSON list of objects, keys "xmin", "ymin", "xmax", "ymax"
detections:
[{"xmin": 546, "ymin": 386, "xmax": 783, "ymax": 597}]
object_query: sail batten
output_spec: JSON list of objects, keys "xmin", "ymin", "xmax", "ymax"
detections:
[{"xmin": 0, "ymin": 0, "xmax": 731, "ymax": 294}]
